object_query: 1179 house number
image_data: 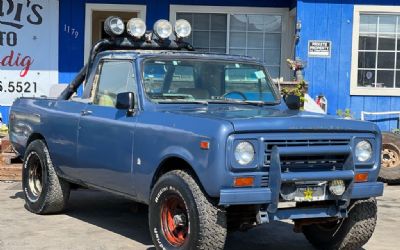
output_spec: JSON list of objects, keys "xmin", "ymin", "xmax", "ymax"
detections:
[{"xmin": 64, "ymin": 25, "xmax": 79, "ymax": 39}]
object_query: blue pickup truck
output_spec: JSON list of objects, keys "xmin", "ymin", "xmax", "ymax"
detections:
[{"xmin": 9, "ymin": 17, "xmax": 383, "ymax": 250}]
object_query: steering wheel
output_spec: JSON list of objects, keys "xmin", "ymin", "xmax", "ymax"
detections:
[{"xmin": 222, "ymin": 91, "xmax": 247, "ymax": 100}]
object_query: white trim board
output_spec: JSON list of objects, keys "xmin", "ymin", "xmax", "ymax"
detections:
[
  {"xmin": 169, "ymin": 5, "xmax": 291, "ymax": 80},
  {"xmin": 350, "ymin": 5, "xmax": 400, "ymax": 96},
  {"xmin": 84, "ymin": 3, "xmax": 146, "ymax": 63}
]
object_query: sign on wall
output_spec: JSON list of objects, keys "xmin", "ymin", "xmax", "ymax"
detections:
[
  {"xmin": 308, "ymin": 40, "xmax": 331, "ymax": 58},
  {"xmin": 0, "ymin": 0, "xmax": 59, "ymax": 105}
]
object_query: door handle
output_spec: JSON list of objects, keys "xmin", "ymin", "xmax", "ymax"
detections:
[{"xmin": 81, "ymin": 110, "xmax": 93, "ymax": 116}]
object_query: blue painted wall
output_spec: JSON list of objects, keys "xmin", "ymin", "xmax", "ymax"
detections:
[
  {"xmin": 0, "ymin": 0, "xmax": 294, "ymax": 124},
  {"xmin": 4, "ymin": 0, "xmax": 400, "ymax": 131},
  {"xmin": 296, "ymin": 0, "xmax": 400, "ymax": 132},
  {"xmin": 58, "ymin": 0, "xmax": 294, "ymax": 84}
]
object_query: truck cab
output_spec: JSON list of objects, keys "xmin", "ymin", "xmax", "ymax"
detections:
[{"xmin": 9, "ymin": 17, "xmax": 383, "ymax": 250}]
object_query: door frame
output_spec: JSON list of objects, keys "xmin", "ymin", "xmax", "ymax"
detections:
[{"xmin": 84, "ymin": 3, "xmax": 147, "ymax": 62}]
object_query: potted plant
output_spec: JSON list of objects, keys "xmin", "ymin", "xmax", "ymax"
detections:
[
  {"xmin": 281, "ymin": 80, "xmax": 307, "ymax": 109},
  {"xmin": 336, "ymin": 108, "xmax": 354, "ymax": 119}
]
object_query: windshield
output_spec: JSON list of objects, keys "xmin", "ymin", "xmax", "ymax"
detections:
[{"xmin": 142, "ymin": 58, "xmax": 279, "ymax": 105}]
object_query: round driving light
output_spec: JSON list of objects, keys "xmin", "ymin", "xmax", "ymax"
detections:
[
  {"xmin": 127, "ymin": 18, "xmax": 146, "ymax": 38},
  {"xmin": 234, "ymin": 141, "xmax": 255, "ymax": 165},
  {"xmin": 355, "ymin": 140, "xmax": 372, "ymax": 162},
  {"xmin": 104, "ymin": 16, "xmax": 125, "ymax": 36},
  {"xmin": 329, "ymin": 179, "xmax": 346, "ymax": 196},
  {"xmin": 174, "ymin": 19, "xmax": 192, "ymax": 38},
  {"xmin": 153, "ymin": 19, "xmax": 173, "ymax": 39}
]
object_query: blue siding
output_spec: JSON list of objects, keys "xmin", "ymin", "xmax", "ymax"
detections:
[
  {"xmin": 59, "ymin": 0, "xmax": 293, "ymax": 85},
  {"xmin": 297, "ymin": 0, "xmax": 400, "ymax": 132},
  {"xmin": 4, "ymin": 0, "xmax": 400, "ymax": 130},
  {"xmin": 0, "ymin": 0, "xmax": 293, "ymax": 124}
]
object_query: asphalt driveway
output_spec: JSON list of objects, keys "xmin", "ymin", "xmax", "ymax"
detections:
[{"xmin": 0, "ymin": 181, "xmax": 398, "ymax": 250}]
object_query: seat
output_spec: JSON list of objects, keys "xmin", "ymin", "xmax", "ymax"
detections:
[
  {"xmin": 177, "ymin": 88, "xmax": 210, "ymax": 99},
  {"xmin": 97, "ymin": 92, "xmax": 115, "ymax": 107}
]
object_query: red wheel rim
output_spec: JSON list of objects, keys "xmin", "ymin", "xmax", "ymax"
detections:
[{"xmin": 160, "ymin": 194, "xmax": 189, "ymax": 247}]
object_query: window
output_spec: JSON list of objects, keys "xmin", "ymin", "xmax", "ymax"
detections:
[
  {"xmin": 94, "ymin": 61, "xmax": 135, "ymax": 107},
  {"xmin": 142, "ymin": 58, "xmax": 278, "ymax": 103},
  {"xmin": 351, "ymin": 5, "xmax": 400, "ymax": 96},
  {"xmin": 143, "ymin": 62, "xmax": 195, "ymax": 94},
  {"xmin": 172, "ymin": 6, "xmax": 288, "ymax": 79}
]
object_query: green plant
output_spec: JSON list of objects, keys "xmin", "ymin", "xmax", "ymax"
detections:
[
  {"xmin": 336, "ymin": 108, "xmax": 353, "ymax": 119},
  {"xmin": 281, "ymin": 80, "xmax": 307, "ymax": 107}
]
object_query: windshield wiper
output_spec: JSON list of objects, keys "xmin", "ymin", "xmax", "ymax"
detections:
[
  {"xmin": 157, "ymin": 99, "xmax": 209, "ymax": 105},
  {"xmin": 149, "ymin": 94, "xmax": 192, "ymax": 100},
  {"xmin": 208, "ymin": 99, "xmax": 269, "ymax": 106}
]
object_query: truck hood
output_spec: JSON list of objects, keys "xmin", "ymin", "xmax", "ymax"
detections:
[{"xmin": 165, "ymin": 105, "xmax": 379, "ymax": 133}]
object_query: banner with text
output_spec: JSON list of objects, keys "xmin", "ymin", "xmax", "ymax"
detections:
[{"xmin": 0, "ymin": 0, "xmax": 59, "ymax": 105}]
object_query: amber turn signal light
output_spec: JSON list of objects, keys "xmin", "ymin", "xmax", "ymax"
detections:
[
  {"xmin": 200, "ymin": 141, "xmax": 210, "ymax": 150},
  {"xmin": 355, "ymin": 172, "xmax": 369, "ymax": 183},
  {"xmin": 234, "ymin": 177, "xmax": 255, "ymax": 187}
]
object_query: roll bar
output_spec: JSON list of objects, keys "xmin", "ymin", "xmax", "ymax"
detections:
[{"xmin": 58, "ymin": 36, "xmax": 194, "ymax": 100}]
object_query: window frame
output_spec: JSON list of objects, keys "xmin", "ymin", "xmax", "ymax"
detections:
[
  {"xmin": 351, "ymin": 5, "xmax": 400, "ymax": 96},
  {"xmin": 169, "ymin": 5, "xmax": 290, "ymax": 80},
  {"xmin": 90, "ymin": 59, "xmax": 138, "ymax": 107}
]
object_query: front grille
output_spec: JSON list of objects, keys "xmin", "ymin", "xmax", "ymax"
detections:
[
  {"xmin": 261, "ymin": 175, "xmax": 269, "ymax": 187},
  {"xmin": 264, "ymin": 139, "xmax": 350, "ymax": 172}
]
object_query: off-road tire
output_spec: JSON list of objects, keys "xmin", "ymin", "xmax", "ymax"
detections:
[
  {"xmin": 379, "ymin": 133, "xmax": 400, "ymax": 184},
  {"xmin": 302, "ymin": 198, "xmax": 377, "ymax": 250},
  {"xmin": 22, "ymin": 140, "xmax": 70, "ymax": 214},
  {"xmin": 149, "ymin": 170, "xmax": 227, "ymax": 250}
]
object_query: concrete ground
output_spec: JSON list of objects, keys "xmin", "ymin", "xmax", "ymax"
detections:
[{"xmin": 0, "ymin": 182, "xmax": 398, "ymax": 250}]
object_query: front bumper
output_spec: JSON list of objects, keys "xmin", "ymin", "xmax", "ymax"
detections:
[
  {"xmin": 219, "ymin": 182, "xmax": 384, "ymax": 206},
  {"xmin": 219, "ymin": 144, "xmax": 384, "ymax": 222}
]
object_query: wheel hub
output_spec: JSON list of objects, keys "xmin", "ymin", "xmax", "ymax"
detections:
[
  {"xmin": 26, "ymin": 152, "xmax": 43, "ymax": 202},
  {"xmin": 160, "ymin": 195, "xmax": 189, "ymax": 247},
  {"xmin": 382, "ymin": 147, "xmax": 400, "ymax": 168},
  {"xmin": 173, "ymin": 214, "xmax": 187, "ymax": 227}
]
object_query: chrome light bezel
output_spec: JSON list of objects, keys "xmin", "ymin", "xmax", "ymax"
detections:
[
  {"xmin": 127, "ymin": 18, "xmax": 146, "ymax": 38},
  {"xmin": 234, "ymin": 141, "xmax": 256, "ymax": 166},
  {"xmin": 174, "ymin": 19, "xmax": 192, "ymax": 38},
  {"xmin": 104, "ymin": 16, "xmax": 125, "ymax": 36},
  {"xmin": 355, "ymin": 140, "xmax": 373, "ymax": 162},
  {"xmin": 153, "ymin": 19, "xmax": 173, "ymax": 39}
]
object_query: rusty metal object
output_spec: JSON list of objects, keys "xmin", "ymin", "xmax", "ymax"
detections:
[
  {"xmin": 380, "ymin": 132, "xmax": 400, "ymax": 184},
  {"xmin": 382, "ymin": 144, "xmax": 400, "ymax": 168}
]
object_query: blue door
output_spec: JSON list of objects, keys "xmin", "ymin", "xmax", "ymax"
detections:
[
  {"xmin": 47, "ymin": 100, "xmax": 87, "ymax": 177},
  {"xmin": 76, "ymin": 60, "xmax": 138, "ymax": 196}
]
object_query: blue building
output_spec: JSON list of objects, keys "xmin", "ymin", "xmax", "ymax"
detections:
[{"xmin": 1, "ymin": 0, "xmax": 400, "ymax": 131}]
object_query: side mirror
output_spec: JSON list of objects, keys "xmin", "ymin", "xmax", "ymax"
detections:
[
  {"xmin": 284, "ymin": 94, "xmax": 301, "ymax": 110},
  {"xmin": 116, "ymin": 92, "xmax": 135, "ymax": 114}
]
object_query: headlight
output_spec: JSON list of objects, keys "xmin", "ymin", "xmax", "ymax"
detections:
[
  {"xmin": 127, "ymin": 18, "xmax": 146, "ymax": 38},
  {"xmin": 234, "ymin": 141, "xmax": 255, "ymax": 165},
  {"xmin": 104, "ymin": 16, "xmax": 125, "ymax": 36},
  {"xmin": 355, "ymin": 140, "xmax": 372, "ymax": 162},
  {"xmin": 174, "ymin": 19, "xmax": 192, "ymax": 38},
  {"xmin": 153, "ymin": 19, "xmax": 172, "ymax": 39}
]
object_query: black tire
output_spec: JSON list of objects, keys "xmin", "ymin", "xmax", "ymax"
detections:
[
  {"xmin": 302, "ymin": 198, "xmax": 377, "ymax": 250},
  {"xmin": 149, "ymin": 170, "xmax": 227, "ymax": 250},
  {"xmin": 22, "ymin": 140, "xmax": 70, "ymax": 214},
  {"xmin": 379, "ymin": 141, "xmax": 400, "ymax": 184}
]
